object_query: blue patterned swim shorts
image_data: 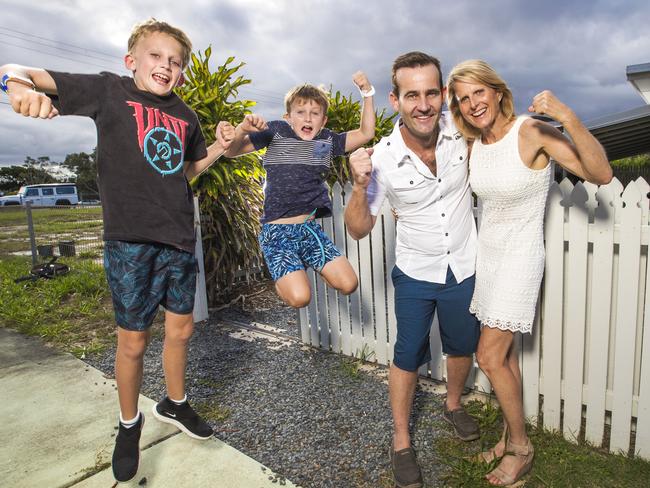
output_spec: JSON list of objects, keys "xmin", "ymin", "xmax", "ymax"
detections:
[
  {"xmin": 104, "ymin": 240, "xmax": 197, "ymax": 331},
  {"xmin": 259, "ymin": 220, "xmax": 342, "ymax": 281}
]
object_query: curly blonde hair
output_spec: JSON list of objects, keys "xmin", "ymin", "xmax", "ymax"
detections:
[{"xmin": 446, "ymin": 59, "xmax": 515, "ymax": 139}]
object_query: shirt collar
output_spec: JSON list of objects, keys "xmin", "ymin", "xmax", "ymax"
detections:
[
  {"xmin": 438, "ymin": 112, "xmax": 462, "ymax": 140},
  {"xmin": 387, "ymin": 112, "xmax": 462, "ymax": 165}
]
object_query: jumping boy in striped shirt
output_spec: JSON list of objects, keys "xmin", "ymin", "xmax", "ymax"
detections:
[{"xmin": 225, "ymin": 72, "xmax": 376, "ymax": 307}]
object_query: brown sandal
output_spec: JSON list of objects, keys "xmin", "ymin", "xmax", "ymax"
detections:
[
  {"xmin": 478, "ymin": 424, "xmax": 508, "ymax": 464},
  {"xmin": 486, "ymin": 438, "xmax": 534, "ymax": 487}
]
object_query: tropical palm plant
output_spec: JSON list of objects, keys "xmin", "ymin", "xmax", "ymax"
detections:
[{"xmin": 177, "ymin": 48, "xmax": 264, "ymax": 303}]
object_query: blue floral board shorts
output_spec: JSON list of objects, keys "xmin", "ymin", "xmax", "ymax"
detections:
[
  {"xmin": 259, "ymin": 220, "xmax": 342, "ymax": 281},
  {"xmin": 104, "ymin": 240, "xmax": 197, "ymax": 331}
]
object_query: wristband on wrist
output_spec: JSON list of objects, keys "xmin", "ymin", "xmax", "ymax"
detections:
[
  {"xmin": 359, "ymin": 85, "xmax": 375, "ymax": 98},
  {"xmin": 0, "ymin": 72, "xmax": 36, "ymax": 94}
]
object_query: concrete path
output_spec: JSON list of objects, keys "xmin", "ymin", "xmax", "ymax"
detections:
[{"xmin": 0, "ymin": 327, "xmax": 297, "ymax": 487}]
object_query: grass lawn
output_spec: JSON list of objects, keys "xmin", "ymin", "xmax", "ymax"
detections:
[
  {"xmin": 425, "ymin": 400, "xmax": 650, "ymax": 487},
  {"xmin": 0, "ymin": 255, "xmax": 115, "ymax": 357},
  {"xmin": 0, "ymin": 206, "xmax": 103, "ymax": 256}
]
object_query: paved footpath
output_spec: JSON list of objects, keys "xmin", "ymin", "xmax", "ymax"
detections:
[{"xmin": 0, "ymin": 327, "xmax": 297, "ymax": 487}]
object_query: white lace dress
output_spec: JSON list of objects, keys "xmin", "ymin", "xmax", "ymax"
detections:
[{"xmin": 469, "ymin": 116, "xmax": 551, "ymax": 333}]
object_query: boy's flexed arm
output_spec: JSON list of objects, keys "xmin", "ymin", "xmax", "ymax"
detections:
[
  {"xmin": 344, "ymin": 71, "xmax": 376, "ymax": 152},
  {"xmin": 224, "ymin": 114, "xmax": 268, "ymax": 157},
  {"xmin": 0, "ymin": 64, "xmax": 59, "ymax": 118},
  {"xmin": 185, "ymin": 121, "xmax": 236, "ymax": 180}
]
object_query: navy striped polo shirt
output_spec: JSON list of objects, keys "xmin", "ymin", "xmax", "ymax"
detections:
[{"xmin": 250, "ymin": 120, "xmax": 347, "ymax": 223}]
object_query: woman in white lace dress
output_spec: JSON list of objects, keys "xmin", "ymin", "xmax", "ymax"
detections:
[{"xmin": 446, "ymin": 60, "xmax": 612, "ymax": 487}]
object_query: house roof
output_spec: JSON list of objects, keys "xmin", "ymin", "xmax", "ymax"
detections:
[
  {"xmin": 627, "ymin": 62, "xmax": 650, "ymax": 104},
  {"xmin": 584, "ymin": 104, "xmax": 650, "ymax": 161}
]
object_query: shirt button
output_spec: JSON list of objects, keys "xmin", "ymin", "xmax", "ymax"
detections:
[
  {"xmin": 459, "ymin": 156, "xmax": 463, "ymax": 160},
  {"xmin": 445, "ymin": 233, "xmax": 449, "ymax": 236},
  {"xmin": 442, "ymin": 213, "xmax": 445, "ymax": 217},
  {"xmin": 410, "ymin": 180, "xmax": 413, "ymax": 185},
  {"xmin": 438, "ymin": 178, "xmax": 441, "ymax": 183},
  {"xmin": 387, "ymin": 142, "xmax": 391, "ymax": 146},
  {"xmin": 447, "ymin": 250, "xmax": 450, "ymax": 254}
]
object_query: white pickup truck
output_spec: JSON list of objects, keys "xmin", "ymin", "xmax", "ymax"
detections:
[{"xmin": 0, "ymin": 183, "xmax": 79, "ymax": 206}]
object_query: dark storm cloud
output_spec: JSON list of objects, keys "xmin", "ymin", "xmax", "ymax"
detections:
[{"xmin": 1, "ymin": 0, "xmax": 649, "ymax": 164}]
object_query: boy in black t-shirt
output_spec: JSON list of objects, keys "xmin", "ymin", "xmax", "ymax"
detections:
[
  {"xmin": 225, "ymin": 75, "xmax": 376, "ymax": 308},
  {"xmin": 0, "ymin": 19, "xmax": 233, "ymax": 483}
]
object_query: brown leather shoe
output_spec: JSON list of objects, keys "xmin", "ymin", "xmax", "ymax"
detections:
[
  {"xmin": 443, "ymin": 404, "xmax": 480, "ymax": 441},
  {"xmin": 389, "ymin": 446, "xmax": 423, "ymax": 488}
]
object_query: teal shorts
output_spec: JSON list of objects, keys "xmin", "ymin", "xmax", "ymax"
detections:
[{"xmin": 104, "ymin": 240, "xmax": 197, "ymax": 331}]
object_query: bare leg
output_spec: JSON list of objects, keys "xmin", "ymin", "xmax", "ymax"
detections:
[
  {"xmin": 481, "ymin": 341, "xmax": 518, "ymax": 461},
  {"xmin": 477, "ymin": 327, "xmax": 530, "ymax": 484},
  {"xmin": 274, "ymin": 270, "xmax": 312, "ymax": 308},
  {"xmin": 162, "ymin": 310, "xmax": 194, "ymax": 401},
  {"xmin": 389, "ymin": 364, "xmax": 419, "ymax": 450},
  {"xmin": 320, "ymin": 256, "xmax": 358, "ymax": 295},
  {"xmin": 115, "ymin": 327, "xmax": 149, "ymax": 419},
  {"xmin": 445, "ymin": 355, "xmax": 473, "ymax": 410}
]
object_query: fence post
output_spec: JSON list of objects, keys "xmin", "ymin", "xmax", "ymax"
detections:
[
  {"xmin": 193, "ymin": 197, "xmax": 209, "ymax": 323},
  {"xmin": 25, "ymin": 202, "xmax": 37, "ymax": 265}
]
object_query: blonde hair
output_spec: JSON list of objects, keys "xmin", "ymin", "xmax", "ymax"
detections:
[
  {"xmin": 446, "ymin": 59, "xmax": 515, "ymax": 139},
  {"xmin": 128, "ymin": 18, "xmax": 192, "ymax": 68},
  {"xmin": 284, "ymin": 84, "xmax": 330, "ymax": 114}
]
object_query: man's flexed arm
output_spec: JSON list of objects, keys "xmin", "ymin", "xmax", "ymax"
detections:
[{"xmin": 344, "ymin": 147, "xmax": 377, "ymax": 240}]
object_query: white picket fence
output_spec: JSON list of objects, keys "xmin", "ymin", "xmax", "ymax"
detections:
[{"xmin": 297, "ymin": 176, "xmax": 650, "ymax": 459}]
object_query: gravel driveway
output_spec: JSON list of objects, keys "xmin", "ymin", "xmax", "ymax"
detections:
[{"xmin": 85, "ymin": 283, "xmax": 461, "ymax": 488}]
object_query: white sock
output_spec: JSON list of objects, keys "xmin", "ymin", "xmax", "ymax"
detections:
[
  {"xmin": 120, "ymin": 411, "xmax": 141, "ymax": 429},
  {"xmin": 169, "ymin": 394, "xmax": 187, "ymax": 405}
]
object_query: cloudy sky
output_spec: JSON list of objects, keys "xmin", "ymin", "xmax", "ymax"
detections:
[{"xmin": 1, "ymin": 0, "xmax": 649, "ymax": 165}]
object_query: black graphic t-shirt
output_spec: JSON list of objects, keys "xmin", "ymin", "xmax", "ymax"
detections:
[{"xmin": 48, "ymin": 71, "xmax": 207, "ymax": 252}]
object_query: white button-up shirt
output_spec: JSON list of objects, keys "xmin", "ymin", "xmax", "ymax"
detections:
[{"xmin": 367, "ymin": 112, "xmax": 477, "ymax": 284}]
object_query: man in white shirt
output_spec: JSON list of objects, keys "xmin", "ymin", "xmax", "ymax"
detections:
[{"xmin": 344, "ymin": 52, "xmax": 480, "ymax": 488}]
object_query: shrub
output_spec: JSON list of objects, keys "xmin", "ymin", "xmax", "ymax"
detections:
[{"xmin": 177, "ymin": 48, "xmax": 264, "ymax": 304}]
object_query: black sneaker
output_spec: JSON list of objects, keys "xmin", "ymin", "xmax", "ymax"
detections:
[
  {"xmin": 152, "ymin": 397, "xmax": 213, "ymax": 440},
  {"xmin": 111, "ymin": 413, "xmax": 144, "ymax": 483},
  {"xmin": 443, "ymin": 404, "xmax": 480, "ymax": 441},
  {"xmin": 389, "ymin": 446, "xmax": 423, "ymax": 488}
]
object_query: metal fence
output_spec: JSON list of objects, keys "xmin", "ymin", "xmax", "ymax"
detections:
[{"xmin": 0, "ymin": 203, "xmax": 104, "ymax": 264}]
